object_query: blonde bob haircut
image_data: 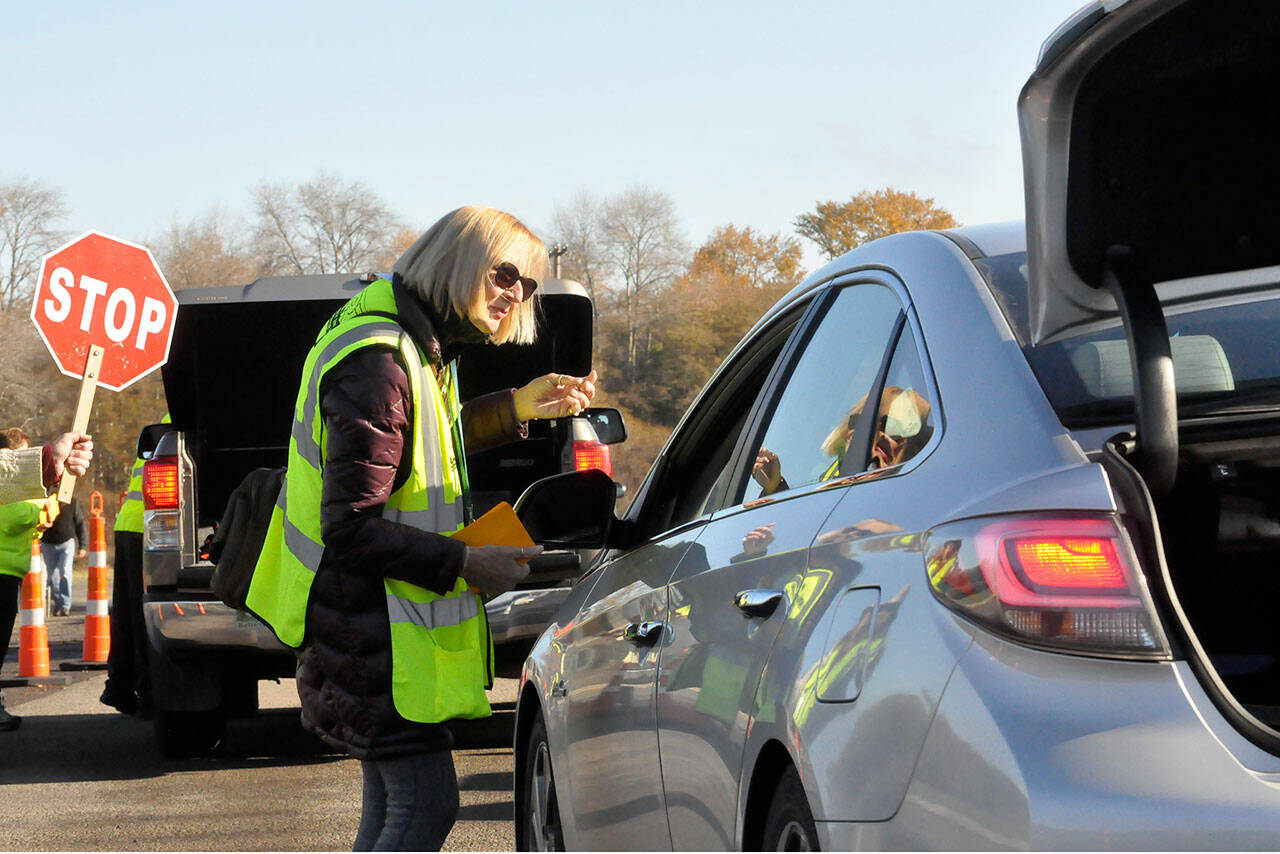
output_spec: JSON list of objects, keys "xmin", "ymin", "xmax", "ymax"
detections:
[{"xmin": 392, "ymin": 206, "xmax": 546, "ymax": 345}]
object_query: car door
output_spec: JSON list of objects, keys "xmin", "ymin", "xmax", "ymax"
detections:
[
  {"xmin": 555, "ymin": 527, "xmax": 698, "ymax": 848},
  {"xmin": 779, "ymin": 310, "xmax": 958, "ymax": 822},
  {"xmin": 655, "ymin": 280, "xmax": 910, "ymax": 849},
  {"xmin": 555, "ymin": 303, "xmax": 809, "ymax": 849}
]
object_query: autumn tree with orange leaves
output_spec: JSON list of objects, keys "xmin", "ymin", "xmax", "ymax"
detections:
[
  {"xmin": 794, "ymin": 187, "xmax": 958, "ymax": 260},
  {"xmin": 638, "ymin": 224, "xmax": 805, "ymax": 425}
]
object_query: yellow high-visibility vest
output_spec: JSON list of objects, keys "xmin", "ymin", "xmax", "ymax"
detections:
[{"xmin": 248, "ymin": 278, "xmax": 491, "ymax": 723}]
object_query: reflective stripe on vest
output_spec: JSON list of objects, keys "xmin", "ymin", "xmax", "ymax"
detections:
[
  {"xmin": 246, "ymin": 279, "xmax": 490, "ymax": 723},
  {"xmin": 387, "ymin": 587, "xmax": 480, "ymax": 628}
]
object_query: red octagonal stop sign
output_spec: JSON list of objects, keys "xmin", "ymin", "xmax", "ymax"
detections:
[{"xmin": 30, "ymin": 231, "xmax": 177, "ymax": 391}]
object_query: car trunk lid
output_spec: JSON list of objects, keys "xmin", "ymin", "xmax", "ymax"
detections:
[
  {"xmin": 1020, "ymin": 0, "xmax": 1280, "ymax": 347},
  {"xmin": 1020, "ymin": 0, "xmax": 1280, "ymax": 495},
  {"xmin": 163, "ymin": 275, "xmax": 363, "ymax": 522}
]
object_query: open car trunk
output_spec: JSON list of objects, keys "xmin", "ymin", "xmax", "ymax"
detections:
[
  {"xmin": 163, "ymin": 277, "xmax": 356, "ymax": 527},
  {"xmin": 1019, "ymin": 0, "xmax": 1280, "ymax": 752}
]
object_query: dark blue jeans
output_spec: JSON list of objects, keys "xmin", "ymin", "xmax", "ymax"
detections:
[{"xmin": 354, "ymin": 750, "xmax": 460, "ymax": 851}]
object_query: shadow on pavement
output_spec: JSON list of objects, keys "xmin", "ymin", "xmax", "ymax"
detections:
[
  {"xmin": 457, "ymin": 799, "xmax": 514, "ymax": 822},
  {"xmin": 458, "ymin": 770, "xmax": 514, "ymax": 792},
  {"xmin": 0, "ymin": 708, "xmax": 344, "ymax": 785},
  {"xmin": 448, "ymin": 706, "xmax": 515, "ymax": 750}
]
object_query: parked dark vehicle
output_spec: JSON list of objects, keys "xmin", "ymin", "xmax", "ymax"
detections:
[
  {"xmin": 512, "ymin": 0, "xmax": 1280, "ymax": 848},
  {"xmin": 134, "ymin": 272, "xmax": 623, "ymax": 756}
]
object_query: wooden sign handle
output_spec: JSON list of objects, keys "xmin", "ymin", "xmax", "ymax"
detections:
[{"xmin": 57, "ymin": 345, "xmax": 105, "ymax": 503}]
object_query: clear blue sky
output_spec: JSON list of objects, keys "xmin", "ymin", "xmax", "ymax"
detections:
[{"xmin": 4, "ymin": 0, "xmax": 1086, "ymax": 262}]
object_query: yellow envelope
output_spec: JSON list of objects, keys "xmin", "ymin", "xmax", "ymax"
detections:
[
  {"xmin": 450, "ymin": 502, "xmax": 537, "ymax": 595},
  {"xmin": 450, "ymin": 501, "xmax": 536, "ymax": 554}
]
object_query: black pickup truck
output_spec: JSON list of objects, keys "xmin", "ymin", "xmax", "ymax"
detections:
[{"xmin": 134, "ymin": 273, "xmax": 623, "ymax": 756}]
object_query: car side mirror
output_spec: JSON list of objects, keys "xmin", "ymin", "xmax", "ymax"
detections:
[
  {"xmin": 515, "ymin": 469, "xmax": 617, "ymax": 548},
  {"xmin": 136, "ymin": 423, "xmax": 171, "ymax": 460},
  {"xmin": 583, "ymin": 407, "xmax": 627, "ymax": 445}
]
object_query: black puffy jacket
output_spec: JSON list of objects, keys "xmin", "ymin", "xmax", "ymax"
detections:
[{"xmin": 296, "ymin": 280, "xmax": 525, "ymax": 759}]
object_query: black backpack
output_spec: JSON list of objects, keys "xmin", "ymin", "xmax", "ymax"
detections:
[{"xmin": 209, "ymin": 467, "xmax": 285, "ymax": 611}]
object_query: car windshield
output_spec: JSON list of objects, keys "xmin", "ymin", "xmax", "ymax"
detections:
[{"xmin": 975, "ymin": 251, "xmax": 1280, "ymax": 427}]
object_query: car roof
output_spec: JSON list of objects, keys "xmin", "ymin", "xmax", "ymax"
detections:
[
  {"xmin": 745, "ymin": 222, "xmax": 1028, "ymax": 338},
  {"xmin": 943, "ymin": 221, "xmax": 1027, "ymax": 258}
]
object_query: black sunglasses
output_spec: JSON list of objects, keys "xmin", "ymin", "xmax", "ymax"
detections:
[{"xmin": 492, "ymin": 262, "xmax": 538, "ymax": 301}]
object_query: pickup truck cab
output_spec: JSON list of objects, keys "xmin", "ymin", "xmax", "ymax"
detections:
[{"xmin": 136, "ymin": 272, "xmax": 622, "ymax": 756}]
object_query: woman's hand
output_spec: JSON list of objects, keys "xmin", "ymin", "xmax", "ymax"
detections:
[
  {"xmin": 513, "ymin": 370, "xmax": 597, "ymax": 421},
  {"xmin": 460, "ymin": 544, "xmax": 543, "ymax": 596},
  {"xmin": 751, "ymin": 447, "xmax": 783, "ymax": 493}
]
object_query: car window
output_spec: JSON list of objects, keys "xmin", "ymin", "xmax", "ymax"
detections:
[
  {"xmin": 977, "ymin": 250, "xmax": 1280, "ymax": 427},
  {"xmin": 745, "ymin": 284, "xmax": 904, "ymax": 501},
  {"xmin": 634, "ymin": 308, "xmax": 805, "ymax": 539},
  {"xmin": 854, "ymin": 324, "xmax": 936, "ymax": 474}
]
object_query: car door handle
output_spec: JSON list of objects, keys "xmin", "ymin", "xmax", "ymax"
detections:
[
  {"xmin": 623, "ymin": 621, "xmax": 665, "ymax": 646},
  {"xmin": 735, "ymin": 588, "xmax": 785, "ymax": 618}
]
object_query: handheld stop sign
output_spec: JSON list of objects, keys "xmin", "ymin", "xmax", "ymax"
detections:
[{"xmin": 29, "ymin": 231, "xmax": 177, "ymax": 500}]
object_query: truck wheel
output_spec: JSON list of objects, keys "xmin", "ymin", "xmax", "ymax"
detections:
[
  {"xmin": 153, "ymin": 709, "xmax": 225, "ymax": 758},
  {"xmin": 517, "ymin": 711, "xmax": 564, "ymax": 851},
  {"xmin": 761, "ymin": 765, "xmax": 819, "ymax": 851}
]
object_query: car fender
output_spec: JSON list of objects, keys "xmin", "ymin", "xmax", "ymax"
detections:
[
  {"xmin": 515, "ymin": 614, "xmax": 586, "ymax": 846},
  {"xmin": 736, "ymin": 571, "xmax": 978, "ymax": 830}
]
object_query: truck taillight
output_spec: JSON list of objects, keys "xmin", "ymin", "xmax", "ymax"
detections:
[
  {"xmin": 573, "ymin": 440, "xmax": 612, "ymax": 476},
  {"xmin": 925, "ymin": 514, "xmax": 1170, "ymax": 659},
  {"xmin": 143, "ymin": 456, "xmax": 180, "ymax": 510}
]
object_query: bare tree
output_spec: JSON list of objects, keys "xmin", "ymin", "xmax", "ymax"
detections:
[
  {"xmin": 0, "ymin": 311, "xmax": 45, "ymax": 420},
  {"xmin": 152, "ymin": 206, "xmax": 255, "ymax": 290},
  {"xmin": 372, "ymin": 226, "xmax": 421, "ymax": 272},
  {"xmin": 0, "ymin": 176, "xmax": 68, "ymax": 311},
  {"xmin": 551, "ymin": 190, "xmax": 608, "ymax": 305},
  {"xmin": 601, "ymin": 186, "xmax": 686, "ymax": 385},
  {"xmin": 251, "ymin": 171, "xmax": 403, "ymax": 275}
]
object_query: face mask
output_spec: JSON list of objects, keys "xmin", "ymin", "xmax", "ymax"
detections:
[{"xmin": 884, "ymin": 390, "xmax": 922, "ymax": 439}]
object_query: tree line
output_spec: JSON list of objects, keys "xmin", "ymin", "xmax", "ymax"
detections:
[{"xmin": 0, "ymin": 172, "xmax": 956, "ymax": 501}]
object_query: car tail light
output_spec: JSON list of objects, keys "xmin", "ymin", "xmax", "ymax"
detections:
[
  {"xmin": 143, "ymin": 456, "xmax": 181, "ymax": 552},
  {"xmin": 925, "ymin": 514, "xmax": 1169, "ymax": 659},
  {"xmin": 143, "ymin": 456, "xmax": 180, "ymax": 509},
  {"xmin": 573, "ymin": 440, "xmax": 612, "ymax": 477}
]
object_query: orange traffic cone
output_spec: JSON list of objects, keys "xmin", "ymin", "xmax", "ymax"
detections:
[
  {"xmin": 18, "ymin": 538, "xmax": 49, "ymax": 677},
  {"xmin": 81, "ymin": 492, "xmax": 110, "ymax": 664}
]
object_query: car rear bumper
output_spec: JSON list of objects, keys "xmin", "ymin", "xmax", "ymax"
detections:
[
  {"xmin": 828, "ymin": 636, "xmax": 1280, "ymax": 848},
  {"xmin": 143, "ymin": 585, "xmax": 571, "ymax": 656},
  {"xmin": 144, "ymin": 598, "xmax": 289, "ymax": 656}
]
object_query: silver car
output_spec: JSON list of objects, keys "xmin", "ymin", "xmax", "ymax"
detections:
[{"xmin": 513, "ymin": 0, "xmax": 1280, "ymax": 848}]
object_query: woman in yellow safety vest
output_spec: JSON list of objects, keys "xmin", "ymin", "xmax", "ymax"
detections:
[{"xmin": 248, "ymin": 206, "xmax": 594, "ymax": 851}]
